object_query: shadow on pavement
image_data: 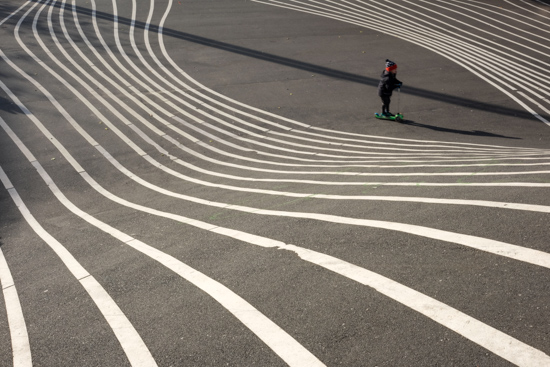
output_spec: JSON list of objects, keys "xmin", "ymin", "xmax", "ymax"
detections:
[
  {"xmin": 395, "ymin": 119, "xmax": 520, "ymax": 139},
  {"xmin": 0, "ymin": 96, "xmax": 21, "ymax": 114}
]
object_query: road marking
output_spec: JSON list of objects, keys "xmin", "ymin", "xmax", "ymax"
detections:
[
  {"xmin": 6, "ymin": 111, "xmax": 550, "ymax": 365},
  {"xmin": 4, "ymin": 104, "xmax": 550, "ymax": 366},
  {"xmin": 5, "ymin": 0, "xmax": 550, "ymax": 268},
  {"xmin": 282, "ymin": 244, "xmax": 550, "ymax": 367},
  {"xmin": 0, "ymin": 90, "xmax": 325, "ymax": 367},
  {"xmin": 254, "ymin": 0, "xmax": 550, "ymax": 126},
  {"xmin": 3, "ymin": 1, "xmax": 550, "ymax": 366},
  {"xmin": 17, "ymin": 0, "xmax": 548, "ymax": 212},
  {"xmin": 0, "ymin": 162, "xmax": 157, "ymax": 367},
  {"xmin": 0, "ymin": 231, "xmax": 32, "ymax": 367}
]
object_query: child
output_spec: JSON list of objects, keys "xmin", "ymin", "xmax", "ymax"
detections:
[{"xmin": 377, "ymin": 59, "xmax": 402, "ymax": 117}]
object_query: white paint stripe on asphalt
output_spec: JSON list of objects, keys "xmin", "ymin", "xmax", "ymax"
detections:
[
  {"xmin": 6, "ymin": 102, "xmax": 550, "ymax": 367},
  {"xmin": 14, "ymin": 2, "xmax": 550, "ymax": 204},
  {"xmin": 116, "ymin": 0, "xmax": 548, "ymax": 154},
  {"xmin": 154, "ymin": 0, "xmax": 547, "ymax": 150},
  {"xmin": 3, "ymin": 49, "xmax": 550, "ymax": 367},
  {"xmin": 0, "ymin": 89, "xmax": 325, "ymax": 367},
  {"xmin": 0, "ymin": 208, "xmax": 32, "ymax": 367},
  {"xmin": 0, "ymin": 1, "xmax": 30, "ymax": 26},
  {"xmin": 0, "ymin": 270, "xmax": 32, "ymax": 367},
  {"xmin": 0, "ymin": 117, "xmax": 158, "ymax": 367},
  {"xmin": 253, "ymin": 0, "xmax": 550, "ymax": 126},
  {"xmin": 120, "ymin": 240, "xmax": 324, "ymax": 367},
  {"xmin": 281, "ymin": 244, "xmax": 550, "ymax": 367},
  {"xmin": 4, "ymin": 2, "xmax": 550, "ymax": 366}
]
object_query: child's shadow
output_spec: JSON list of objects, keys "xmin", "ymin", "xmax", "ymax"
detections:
[{"xmin": 396, "ymin": 119, "xmax": 520, "ymax": 140}]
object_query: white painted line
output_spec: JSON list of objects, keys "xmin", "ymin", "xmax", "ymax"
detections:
[
  {"xmin": 0, "ymin": 123, "xmax": 157, "ymax": 367},
  {"xmin": 253, "ymin": 0, "xmax": 550, "ymax": 126},
  {"xmin": 0, "ymin": 221, "xmax": 32, "ymax": 367},
  {"xmin": 122, "ymin": 239, "xmax": 324, "ymax": 367},
  {"xmin": 0, "ymin": 92, "xmax": 325, "ymax": 367},
  {"xmin": 52, "ymin": 0, "xmax": 548, "ymax": 178},
  {"xmin": 8, "ymin": 102, "xmax": 550, "ymax": 365},
  {"xmin": 24, "ymin": 1, "xmax": 550, "ymax": 200},
  {"xmin": 0, "ymin": 0, "xmax": 30, "ymax": 27},
  {"xmin": 282, "ymin": 244, "xmax": 550, "ymax": 367},
  {"xmin": 5, "ymin": 2, "xmax": 550, "ymax": 365}
]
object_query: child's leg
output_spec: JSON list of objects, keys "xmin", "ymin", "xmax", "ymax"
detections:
[{"xmin": 381, "ymin": 95, "xmax": 391, "ymax": 114}]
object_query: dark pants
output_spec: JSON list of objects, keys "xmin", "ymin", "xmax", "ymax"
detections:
[{"xmin": 380, "ymin": 95, "xmax": 391, "ymax": 114}]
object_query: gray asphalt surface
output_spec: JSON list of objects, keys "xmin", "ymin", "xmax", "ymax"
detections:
[{"xmin": 0, "ymin": 0, "xmax": 549, "ymax": 366}]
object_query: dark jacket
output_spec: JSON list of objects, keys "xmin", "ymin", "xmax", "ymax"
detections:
[{"xmin": 378, "ymin": 71, "xmax": 402, "ymax": 97}]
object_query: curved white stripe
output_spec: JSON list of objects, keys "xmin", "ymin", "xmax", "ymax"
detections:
[
  {"xmin": 66, "ymin": 0, "xmax": 531, "ymax": 167},
  {"xmin": 3, "ymin": 83, "xmax": 550, "ymax": 367},
  {"xmin": 12, "ymin": 4, "xmax": 550, "ymax": 211},
  {"xmin": 0, "ymin": 143, "xmax": 156, "ymax": 367},
  {"xmin": 0, "ymin": 236, "xmax": 32, "ymax": 367},
  {"xmin": 513, "ymin": 0, "xmax": 550, "ymax": 16},
  {"xmin": 253, "ymin": 0, "xmax": 550, "ymax": 126},
  {"xmin": 2, "ymin": 52, "xmax": 549, "ymax": 271},
  {"xmin": 0, "ymin": 83, "xmax": 325, "ymax": 367},
  {"xmin": 0, "ymin": 1, "xmax": 30, "ymax": 27},
  {"xmin": 15, "ymin": 0, "xmax": 547, "ymax": 201},
  {"xmin": 287, "ymin": 245, "xmax": 550, "ymax": 367},
  {"xmin": 5, "ymin": 2, "xmax": 550, "ymax": 365}
]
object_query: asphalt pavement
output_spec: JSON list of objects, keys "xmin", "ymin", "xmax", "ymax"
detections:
[{"xmin": 0, "ymin": 0, "xmax": 549, "ymax": 366}]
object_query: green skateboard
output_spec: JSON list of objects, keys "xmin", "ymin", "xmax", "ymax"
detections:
[{"xmin": 374, "ymin": 112, "xmax": 404, "ymax": 122}]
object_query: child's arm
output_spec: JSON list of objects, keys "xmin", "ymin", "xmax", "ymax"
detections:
[{"xmin": 391, "ymin": 76, "xmax": 402, "ymax": 90}]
